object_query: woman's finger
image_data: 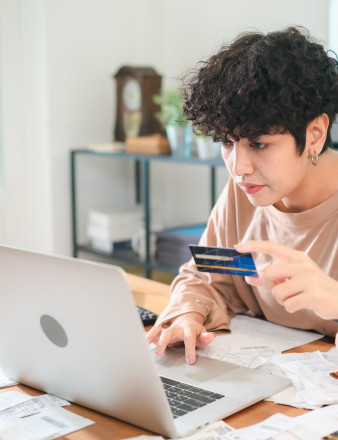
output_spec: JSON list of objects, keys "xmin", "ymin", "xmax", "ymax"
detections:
[
  {"xmin": 196, "ymin": 332, "xmax": 216, "ymax": 349},
  {"xmin": 278, "ymin": 292, "xmax": 310, "ymax": 313},
  {"xmin": 244, "ymin": 273, "xmax": 263, "ymax": 287},
  {"xmin": 236, "ymin": 240, "xmax": 302, "ymax": 263},
  {"xmin": 154, "ymin": 327, "xmax": 183, "ymax": 356},
  {"xmin": 146, "ymin": 325, "xmax": 164, "ymax": 344},
  {"xmin": 183, "ymin": 329, "xmax": 199, "ymax": 365}
]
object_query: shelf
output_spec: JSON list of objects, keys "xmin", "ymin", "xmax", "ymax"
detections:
[
  {"xmin": 77, "ymin": 244, "xmax": 141, "ymax": 263},
  {"xmin": 76, "ymin": 245, "xmax": 180, "ymax": 275},
  {"xmin": 71, "ymin": 149, "xmax": 224, "ymax": 167},
  {"xmin": 71, "ymin": 149, "xmax": 224, "ymax": 278}
]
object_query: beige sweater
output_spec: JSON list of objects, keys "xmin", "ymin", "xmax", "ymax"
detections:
[{"xmin": 157, "ymin": 177, "xmax": 338, "ymax": 337}]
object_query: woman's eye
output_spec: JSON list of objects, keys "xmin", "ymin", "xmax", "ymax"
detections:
[
  {"xmin": 222, "ymin": 141, "xmax": 234, "ymax": 149},
  {"xmin": 250, "ymin": 142, "xmax": 267, "ymax": 150}
]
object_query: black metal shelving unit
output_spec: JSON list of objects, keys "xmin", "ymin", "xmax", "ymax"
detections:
[{"xmin": 70, "ymin": 149, "xmax": 224, "ymax": 278}]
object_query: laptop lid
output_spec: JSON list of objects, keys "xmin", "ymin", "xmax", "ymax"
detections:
[{"xmin": 0, "ymin": 245, "xmax": 291, "ymax": 437}]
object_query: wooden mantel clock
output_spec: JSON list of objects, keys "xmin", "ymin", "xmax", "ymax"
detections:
[{"xmin": 113, "ymin": 66, "xmax": 163, "ymax": 141}]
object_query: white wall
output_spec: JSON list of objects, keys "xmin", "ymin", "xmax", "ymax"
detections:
[
  {"xmin": 160, "ymin": 0, "xmax": 330, "ymax": 88},
  {"xmin": 329, "ymin": 0, "xmax": 338, "ymax": 142},
  {"xmin": 0, "ymin": 0, "xmax": 333, "ymax": 256},
  {"xmin": 329, "ymin": 0, "xmax": 338, "ymax": 59},
  {"xmin": 0, "ymin": 0, "xmax": 53, "ymax": 250}
]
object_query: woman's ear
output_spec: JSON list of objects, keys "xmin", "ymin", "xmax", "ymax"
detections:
[{"xmin": 306, "ymin": 113, "xmax": 329, "ymax": 157}]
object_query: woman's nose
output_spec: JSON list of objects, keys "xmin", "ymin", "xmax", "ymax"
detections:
[{"xmin": 231, "ymin": 145, "xmax": 254, "ymax": 177}]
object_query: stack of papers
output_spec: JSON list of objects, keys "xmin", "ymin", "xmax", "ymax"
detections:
[
  {"xmin": 0, "ymin": 392, "xmax": 69, "ymax": 419},
  {"xmin": 226, "ymin": 405, "xmax": 338, "ymax": 440},
  {"xmin": 0, "ymin": 390, "xmax": 94, "ymax": 439},
  {"xmin": 87, "ymin": 206, "xmax": 143, "ymax": 253},
  {"xmin": 127, "ymin": 405, "xmax": 338, "ymax": 440},
  {"xmin": 197, "ymin": 314, "xmax": 323, "ymax": 367},
  {"xmin": 265, "ymin": 349, "xmax": 338, "ymax": 409},
  {"xmin": 87, "ymin": 142, "xmax": 125, "ymax": 153},
  {"xmin": 197, "ymin": 315, "xmax": 338, "ymax": 409}
]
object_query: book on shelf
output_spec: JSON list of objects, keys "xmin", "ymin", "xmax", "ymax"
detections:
[
  {"xmin": 155, "ymin": 225, "xmax": 206, "ymax": 245},
  {"xmin": 155, "ymin": 224, "xmax": 206, "ymax": 268},
  {"xmin": 87, "ymin": 142, "xmax": 125, "ymax": 153},
  {"xmin": 88, "ymin": 207, "xmax": 143, "ymax": 229},
  {"xmin": 86, "ymin": 207, "xmax": 144, "ymax": 246},
  {"xmin": 125, "ymin": 134, "xmax": 171, "ymax": 155},
  {"xmin": 87, "ymin": 224, "xmax": 138, "ymax": 243},
  {"xmin": 90, "ymin": 238, "xmax": 132, "ymax": 254}
]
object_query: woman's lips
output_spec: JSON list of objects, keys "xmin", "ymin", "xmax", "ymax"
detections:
[{"xmin": 238, "ymin": 183, "xmax": 265, "ymax": 194}]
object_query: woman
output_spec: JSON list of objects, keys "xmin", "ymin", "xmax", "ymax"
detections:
[{"xmin": 147, "ymin": 27, "xmax": 338, "ymax": 364}]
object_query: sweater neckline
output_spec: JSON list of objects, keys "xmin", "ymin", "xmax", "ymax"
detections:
[{"xmin": 264, "ymin": 190, "xmax": 338, "ymax": 228}]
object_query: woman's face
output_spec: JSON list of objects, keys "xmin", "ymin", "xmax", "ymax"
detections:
[{"xmin": 221, "ymin": 133, "xmax": 313, "ymax": 212}]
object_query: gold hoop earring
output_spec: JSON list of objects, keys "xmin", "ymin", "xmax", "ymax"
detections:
[{"xmin": 311, "ymin": 150, "xmax": 318, "ymax": 166}]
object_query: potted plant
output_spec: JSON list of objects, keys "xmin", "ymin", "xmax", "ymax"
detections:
[
  {"xmin": 153, "ymin": 89, "xmax": 192, "ymax": 157},
  {"xmin": 194, "ymin": 130, "xmax": 221, "ymax": 160}
]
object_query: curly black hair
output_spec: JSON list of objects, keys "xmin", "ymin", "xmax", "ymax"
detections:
[{"xmin": 182, "ymin": 27, "xmax": 338, "ymax": 154}]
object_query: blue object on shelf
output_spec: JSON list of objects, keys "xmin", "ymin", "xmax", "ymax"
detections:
[
  {"xmin": 155, "ymin": 224, "xmax": 206, "ymax": 268},
  {"xmin": 155, "ymin": 224, "xmax": 206, "ymax": 241}
]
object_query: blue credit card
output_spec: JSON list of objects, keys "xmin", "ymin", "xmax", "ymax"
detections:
[{"xmin": 189, "ymin": 245, "xmax": 258, "ymax": 277}]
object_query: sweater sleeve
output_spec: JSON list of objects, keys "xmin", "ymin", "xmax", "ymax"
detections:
[{"xmin": 155, "ymin": 179, "xmax": 252, "ymax": 331}]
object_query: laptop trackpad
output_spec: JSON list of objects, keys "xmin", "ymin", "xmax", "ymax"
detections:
[{"xmin": 154, "ymin": 347, "xmax": 238, "ymax": 387}]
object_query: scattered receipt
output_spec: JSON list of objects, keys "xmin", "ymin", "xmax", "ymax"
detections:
[
  {"xmin": 0, "ymin": 391, "xmax": 34, "ymax": 411},
  {"xmin": 266, "ymin": 348, "xmax": 338, "ymax": 409},
  {"xmin": 0, "ymin": 393, "xmax": 70, "ymax": 420},
  {"xmin": 0, "ymin": 390, "xmax": 93, "ymax": 439},
  {"xmin": 228, "ymin": 315, "xmax": 323, "ymax": 352},
  {"xmin": 197, "ymin": 333, "xmax": 281, "ymax": 368},
  {"xmin": 197, "ymin": 315, "xmax": 323, "ymax": 369},
  {"xmin": 0, "ymin": 406, "xmax": 94, "ymax": 439},
  {"xmin": 125, "ymin": 405, "xmax": 338, "ymax": 440},
  {"xmin": 196, "ymin": 315, "xmax": 338, "ymax": 410}
]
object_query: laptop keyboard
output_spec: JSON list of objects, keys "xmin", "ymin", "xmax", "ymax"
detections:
[
  {"xmin": 160, "ymin": 376, "xmax": 225, "ymax": 418},
  {"xmin": 137, "ymin": 306, "xmax": 158, "ymax": 326}
]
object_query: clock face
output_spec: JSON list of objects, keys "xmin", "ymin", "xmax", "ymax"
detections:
[{"xmin": 123, "ymin": 79, "xmax": 142, "ymax": 112}]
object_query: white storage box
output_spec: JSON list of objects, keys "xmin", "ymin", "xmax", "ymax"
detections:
[{"xmin": 87, "ymin": 207, "xmax": 143, "ymax": 243}]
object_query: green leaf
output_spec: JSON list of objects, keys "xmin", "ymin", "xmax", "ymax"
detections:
[{"xmin": 153, "ymin": 89, "xmax": 187, "ymax": 127}]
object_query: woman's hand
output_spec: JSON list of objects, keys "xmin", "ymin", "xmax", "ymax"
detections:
[
  {"xmin": 146, "ymin": 312, "xmax": 215, "ymax": 365},
  {"xmin": 235, "ymin": 240, "xmax": 338, "ymax": 320}
]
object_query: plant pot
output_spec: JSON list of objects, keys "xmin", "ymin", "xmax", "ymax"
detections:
[
  {"xmin": 196, "ymin": 138, "xmax": 221, "ymax": 160},
  {"xmin": 166, "ymin": 125, "xmax": 193, "ymax": 158}
]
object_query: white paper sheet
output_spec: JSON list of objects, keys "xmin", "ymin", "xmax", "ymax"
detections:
[
  {"xmin": 197, "ymin": 334, "xmax": 281, "ymax": 368},
  {"xmin": 228, "ymin": 315, "xmax": 323, "ymax": 351},
  {"xmin": 0, "ymin": 394, "xmax": 69, "ymax": 420},
  {"xmin": 265, "ymin": 349, "xmax": 338, "ymax": 408},
  {"xmin": 125, "ymin": 406, "xmax": 338, "ymax": 440},
  {"xmin": 0, "ymin": 406, "xmax": 94, "ymax": 440},
  {"xmin": 19, "ymin": 406, "xmax": 94, "ymax": 439},
  {"xmin": 0, "ymin": 391, "xmax": 34, "ymax": 411},
  {"xmin": 197, "ymin": 314, "xmax": 323, "ymax": 369},
  {"xmin": 273, "ymin": 404, "xmax": 338, "ymax": 439},
  {"xmin": 226, "ymin": 413, "xmax": 298, "ymax": 440},
  {"xmin": 0, "ymin": 420, "xmax": 39, "ymax": 440}
]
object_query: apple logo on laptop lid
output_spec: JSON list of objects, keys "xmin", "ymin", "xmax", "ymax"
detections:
[{"xmin": 40, "ymin": 314, "xmax": 68, "ymax": 348}]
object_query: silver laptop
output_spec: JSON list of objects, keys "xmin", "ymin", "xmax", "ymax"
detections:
[{"xmin": 0, "ymin": 245, "xmax": 291, "ymax": 438}]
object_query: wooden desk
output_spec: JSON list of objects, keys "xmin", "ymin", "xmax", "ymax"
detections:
[{"xmin": 1, "ymin": 273, "xmax": 334, "ymax": 439}]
